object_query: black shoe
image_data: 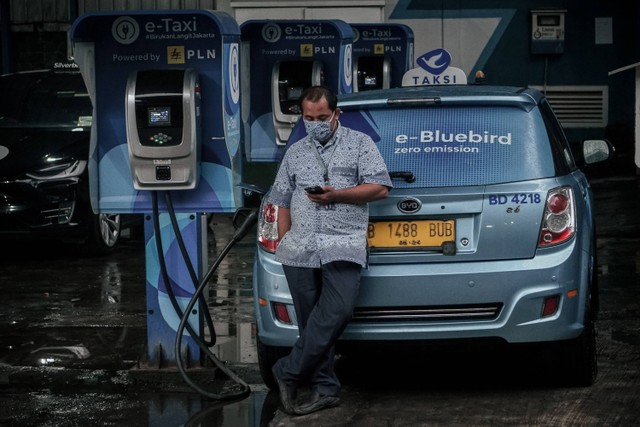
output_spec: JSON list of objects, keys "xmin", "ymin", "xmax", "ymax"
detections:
[
  {"xmin": 295, "ymin": 392, "xmax": 340, "ymax": 415},
  {"xmin": 272, "ymin": 369, "xmax": 297, "ymax": 415}
]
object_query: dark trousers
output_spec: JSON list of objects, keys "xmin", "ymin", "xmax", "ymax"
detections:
[{"xmin": 273, "ymin": 261, "xmax": 361, "ymax": 397}]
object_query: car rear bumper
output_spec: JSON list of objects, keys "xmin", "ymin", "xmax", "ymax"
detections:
[{"xmin": 253, "ymin": 239, "xmax": 592, "ymax": 347}]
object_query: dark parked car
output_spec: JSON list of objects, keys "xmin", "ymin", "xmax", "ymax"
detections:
[{"xmin": 0, "ymin": 67, "xmax": 135, "ymax": 254}]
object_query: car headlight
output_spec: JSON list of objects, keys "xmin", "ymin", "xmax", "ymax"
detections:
[{"xmin": 18, "ymin": 158, "xmax": 87, "ymax": 183}]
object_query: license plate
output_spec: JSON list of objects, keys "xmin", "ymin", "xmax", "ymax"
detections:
[{"xmin": 367, "ymin": 220, "xmax": 455, "ymax": 249}]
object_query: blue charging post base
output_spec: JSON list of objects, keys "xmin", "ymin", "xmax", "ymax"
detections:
[{"xmin": 142, "ymin": 212, "xmax": 205, "ymax": 369}]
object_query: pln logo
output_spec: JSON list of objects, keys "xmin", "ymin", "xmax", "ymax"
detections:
[
  {"xmin": 300, "ymin": 44, "xmax": 314, "ymax": 57},
  {"xmin": 167, "ymin": 46, "xmax": 185, "ymax": 64}
]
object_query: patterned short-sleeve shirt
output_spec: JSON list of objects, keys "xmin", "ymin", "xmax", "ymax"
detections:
[{"xmin": 269, "ymin": 124, "xmax": 392, "ymax": 268}]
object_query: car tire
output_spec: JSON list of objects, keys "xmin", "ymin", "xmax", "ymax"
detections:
[
  {"xmin": 562, "ymin": 293, "xmax": 598, "ymax": 387},
  {"xmin": 85, "ymin": 212, "xmax": 121, "ymax": 255},
  {"xmin": 257, "ymin": 338, "xmax": 291, "ymax": 390},
  {"xmin": 590, "ymin": 234, "xmax": 600, "ymax": 321}
]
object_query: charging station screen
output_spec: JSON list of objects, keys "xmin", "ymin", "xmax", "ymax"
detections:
[
  {"xmin": 287, "ymin": 87, "xmax": 303, "ymax": 101},
  {"xmin": 148, "ymin": 107, "xmax": 171, "ymax": 127},
  {"xmin": 278, "ymin": 61, "xmax": 316, "ymax": 115},
  {"xmin": 364, "ymin": 76, "xmax": 378, "ymax": 87},
  {"xmin": 357, "ymin": 57, "xmax": 385, "ymax": 91},
  {"xmin": 139, "ymin": 104, "xmax": 181, "ymax": 147}
]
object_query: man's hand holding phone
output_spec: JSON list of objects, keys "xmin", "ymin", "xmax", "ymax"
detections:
[
  {"xmin": 304, "ymin": 186, "xmax": 325, "ymax": 194},
  {"xmin": 305, "ymin": 185, "xmax": 335, "ymax": 209}
]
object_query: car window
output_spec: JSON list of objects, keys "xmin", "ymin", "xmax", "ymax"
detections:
[
  {"xmin": 539, "ymin": 99, "xmax": 576, "ymax": 174},
  {"xmin": 0, "ymin": 72, "xmax": 92, "ymax": 128},
  {"xmin": 339, "ymin": 105, "xmax": 556, "ymax": 188}
]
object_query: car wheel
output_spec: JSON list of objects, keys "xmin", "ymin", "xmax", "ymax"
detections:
[
  {"xmin": 591, "ymin": 234, "xmax": 600, "ymax": 321},
  {"xmin": 562, "ymin": 292, "xmax": 598, "ymax": 387},
  {"xmin": 257, "ymin": 338, "xmax": 291, "ymax": 390},
  {"xmin": 86, "ymin": 212, "xmax": 121, "ymax": 255}
]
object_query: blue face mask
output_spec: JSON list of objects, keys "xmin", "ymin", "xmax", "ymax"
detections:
[{"xmin": 304, "ymin": 112, "xmax": 335, "ymax": 143}]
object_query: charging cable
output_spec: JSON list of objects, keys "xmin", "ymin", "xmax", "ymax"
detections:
[{"xmin": 151, "ymin": 191, "xmax": 257, "ymax": 400}]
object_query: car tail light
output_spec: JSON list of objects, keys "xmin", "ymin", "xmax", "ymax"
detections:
[
  {"xmin": 538, "ymin": 186, "xmax": 575, "ymax": 247},
  {"xmin": 541, "ymin": 295, "xmax": 560, "ymax": 317},
  {"xmin": 273, "ymin": 302, "xmax": 292, "ymax": 324},
  {"xmin": 258, "ymin": 200, "xmax": 280, "ymax": 252}
]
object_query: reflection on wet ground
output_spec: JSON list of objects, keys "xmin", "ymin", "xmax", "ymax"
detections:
[
  {"xmin": 0, "ymin": 214, "xmax": 258, "ymax": 368},
  {"xmin": 0, "ymin": 240, "xmax": 147, "ymax": 370},
  {"xmin": 206, "ymin": 214, "xmax": 259, "ymax": 365},
  {"xmin": 0, "ymin": 216, "xmax": 270, "ymax": 426},
  {"xmin": 1, "ymin": 172, "xmax": 639, "ymax": 426}
]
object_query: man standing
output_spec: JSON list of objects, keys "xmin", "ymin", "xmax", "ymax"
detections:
[{"xmin": 268, "ymin": 86, "xmax": 392, "ymax": 415}]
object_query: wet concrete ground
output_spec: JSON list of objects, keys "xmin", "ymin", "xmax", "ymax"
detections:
[{"xmin": 1, "ymin": 170, "xmax": 639, "ymax": 426}]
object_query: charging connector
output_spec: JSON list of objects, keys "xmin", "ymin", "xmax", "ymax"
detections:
[{"xmin": 155, "ymin": 165, "xmax": 171, "ymax": 181}]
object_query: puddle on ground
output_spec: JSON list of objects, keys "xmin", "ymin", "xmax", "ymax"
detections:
[
  {"xmin": 0, "ymin": 214, "xmax": 261, "ymax": 370},
  {"xmin": 206, "ymin": 215, "xmax": 260, "ymax": 365}
]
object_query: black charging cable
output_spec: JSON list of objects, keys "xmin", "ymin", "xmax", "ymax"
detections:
[
  {"xmin": 151, "ymin": 192, "xmax": 206, "ymax": 342},
  {"xmin": 161, "ymin": 193, "xmax": 217, "ymax": 346},
  {"xmin": 151, "ymin": 191, "xmax": 255, "ymax": 400}
]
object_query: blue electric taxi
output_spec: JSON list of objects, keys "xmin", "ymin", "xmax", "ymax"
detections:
[{"xmin": 252, "ymin": 84, "xmax": 613, "ymax": 388}]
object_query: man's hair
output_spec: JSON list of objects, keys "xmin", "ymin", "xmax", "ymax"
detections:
[{"xmin": 299, "ymin": 85, "xmax": 338, "ymax": 111}]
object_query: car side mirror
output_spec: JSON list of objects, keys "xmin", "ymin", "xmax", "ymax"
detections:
[{"xmin": 582, "ymin": 139, "xmax": 614, "ymax": 165}]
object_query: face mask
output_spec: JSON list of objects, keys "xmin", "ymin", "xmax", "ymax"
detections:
[{"xmin": 304, "ymin": 112, "xmax": 335, "ymax": 143}]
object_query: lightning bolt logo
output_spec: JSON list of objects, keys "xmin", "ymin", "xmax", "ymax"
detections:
[{"xmin": 167, "ymin": 46, "xmax": 185, "ymax": 64}]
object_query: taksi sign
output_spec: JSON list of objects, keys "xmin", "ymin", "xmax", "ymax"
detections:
[{"xmin": 402, "ymin": 49, "xmax": 467, "ymax": 86}]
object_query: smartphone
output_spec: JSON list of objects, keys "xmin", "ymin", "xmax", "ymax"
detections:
[{"xmin": 304, "ymin": 186, "xmax": 325, "ymax": 194}]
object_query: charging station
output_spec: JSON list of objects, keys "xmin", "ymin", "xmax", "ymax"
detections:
[
  {"xmin": 70, "ymin": 10, "xmax": 244, "ymax": 379},
  {"xmin": 351, "ymin": 23, "xmax": 414, "ymax": 91},
  {"xmin": 126, "ymin": 68, "xmax": 201, "ymax": 191},
  {"xmin": 240, "ymin": 19, "xmax": 353, "ymax": 162}
]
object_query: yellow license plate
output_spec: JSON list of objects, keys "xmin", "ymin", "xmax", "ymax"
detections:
[{"xmin": 367, "ymin": 220, "xmax": 455, "ymax": 249}]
